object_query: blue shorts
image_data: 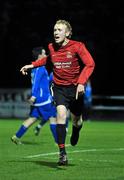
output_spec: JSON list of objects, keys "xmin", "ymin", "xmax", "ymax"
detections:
[{"xmin": 29, "ymin": 103, "xmax": 57, "ymax": 121}]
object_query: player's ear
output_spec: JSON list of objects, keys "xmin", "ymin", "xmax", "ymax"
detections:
[{"xmin": 65, "ymin": 31, "xmax": 70, "ymax": 37}]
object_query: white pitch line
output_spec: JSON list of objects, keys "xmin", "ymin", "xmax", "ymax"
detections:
[{"xmin": 25, "ymin": 147, "xmax": 124, "ymax": 159}]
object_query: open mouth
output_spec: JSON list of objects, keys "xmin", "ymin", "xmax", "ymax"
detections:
[{"xmin": 54, "ymin": 36, "xmax": 60, "ymax": 41}]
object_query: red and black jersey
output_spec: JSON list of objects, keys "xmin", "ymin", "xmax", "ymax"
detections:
[{"xmin": 32, "ymin": 40, "xmax": 95, "ymax": 86}]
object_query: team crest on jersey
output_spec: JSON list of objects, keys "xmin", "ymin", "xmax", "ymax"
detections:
[{"xmin": 66, "ymin": 52, "xmax": 73, "ymax": 58}]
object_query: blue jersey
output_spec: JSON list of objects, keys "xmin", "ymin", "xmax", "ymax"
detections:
[
  {"xmin": 31, "ymin": 66, "xmax": 53, "ymax": 106},
  {"xmin": 84, "ymin": 82, "xmax": 92, "ymax": 107}
]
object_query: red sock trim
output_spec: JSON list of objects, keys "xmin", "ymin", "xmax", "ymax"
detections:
[{"xmin": 58, "ymin": 144, "xmax": 65, "ymax": 148}]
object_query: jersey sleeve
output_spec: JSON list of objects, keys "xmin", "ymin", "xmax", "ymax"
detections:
[
  {"xmin": 77, "ymin": 42, "xmax": 95, "ymax": 85},
  {"xmin": 32, "ymin": 56, "xmax": 47, "ymax": 67}
]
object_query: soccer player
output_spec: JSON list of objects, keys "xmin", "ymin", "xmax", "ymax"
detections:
[
  {"xmin": 20, "ymin": 19, "xmax": 95, "ymax": 165},
  {"xmin": 11, "ymin": 47, "xmax": 57, "ymax": 144}
]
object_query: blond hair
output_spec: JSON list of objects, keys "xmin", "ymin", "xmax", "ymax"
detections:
[{"xmin": 55, "ymin": 19, "xmax": 72, "ymax": 38}]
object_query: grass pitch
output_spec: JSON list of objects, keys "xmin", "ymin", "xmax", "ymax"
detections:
[{"xmin": 0, "ymin": 119, "xmax": 124, "ymax": 180}]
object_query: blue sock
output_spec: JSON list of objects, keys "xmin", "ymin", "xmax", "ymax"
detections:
[
  {"xmin": 16, "ymin": 125, "xmax": 28, "ymax": 138},
  {"xmin": 50, "ymin": 124, "xmax": 57, "ymax": 143}
]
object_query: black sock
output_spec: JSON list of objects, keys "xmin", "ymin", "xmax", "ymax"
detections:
[{"xmin": 56, "ymin": 124, "xmax": 66, "ymax": 155}]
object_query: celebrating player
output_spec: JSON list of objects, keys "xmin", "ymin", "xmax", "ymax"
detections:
[{"xmin": 20, "ymin": 19, "xmax": 95, "ymax": 165}]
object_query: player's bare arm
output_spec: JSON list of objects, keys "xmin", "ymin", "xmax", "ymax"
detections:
[{"xmin": 20, "ymin": 64, "xmax": 34, "ymax": 75}]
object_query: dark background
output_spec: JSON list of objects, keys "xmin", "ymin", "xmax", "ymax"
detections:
[{"xmin": 0, "ymin": 0, "xmax": 123, "ymax": 95}]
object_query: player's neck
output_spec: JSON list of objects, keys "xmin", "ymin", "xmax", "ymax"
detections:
[{"xmin": 62, "ymin": 38, "xmax": 69, "ymax": 46}]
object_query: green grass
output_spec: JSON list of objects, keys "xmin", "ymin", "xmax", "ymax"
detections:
[{"xmin": 0, "ymin": 119, "xmax": 124, "ymax": 180}]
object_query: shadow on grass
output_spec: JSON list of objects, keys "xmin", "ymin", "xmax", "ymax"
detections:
[
  {"xmin": 34, "ymin": 160, "xmax": 75, "ymax": 169},
  {"xmin": 8, "ymin": 159, "xmax": 75, "ymax": 169}
]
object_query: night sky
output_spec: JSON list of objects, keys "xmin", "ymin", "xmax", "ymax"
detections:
[{"xmin": 0, "ymin": 0, "xmax": 123, "ymax": 96}]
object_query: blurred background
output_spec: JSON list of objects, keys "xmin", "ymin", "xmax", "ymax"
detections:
[{"xmin": 0, "ymin": 0, "xmax": 124, "ymax": 119}]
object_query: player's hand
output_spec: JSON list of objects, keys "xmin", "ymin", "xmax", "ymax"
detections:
[
  {"xmin": 20, "ymin": 64, "xmax": 34, "ymax": 75},
  {"xmin": 27, "ymin": 96, "xmax": 36, "ymax": 105},
  {"xmin": 76, "ymin": 84, "xmax": 85, "ymax": 100}
]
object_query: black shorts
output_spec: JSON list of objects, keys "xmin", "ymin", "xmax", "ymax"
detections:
[{"xmin": 53, "ymin": 84, "xmax": 83, "ymax": 116}]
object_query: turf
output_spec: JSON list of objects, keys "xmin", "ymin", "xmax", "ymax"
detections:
[{"xmin": 0, "ymin": 119, "xmax": 124, "ymax": 180}]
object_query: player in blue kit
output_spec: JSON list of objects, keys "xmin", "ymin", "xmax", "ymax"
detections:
[{"xmin": 11, "ymin": 47, "xmax": 57, "ymax": 144}]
